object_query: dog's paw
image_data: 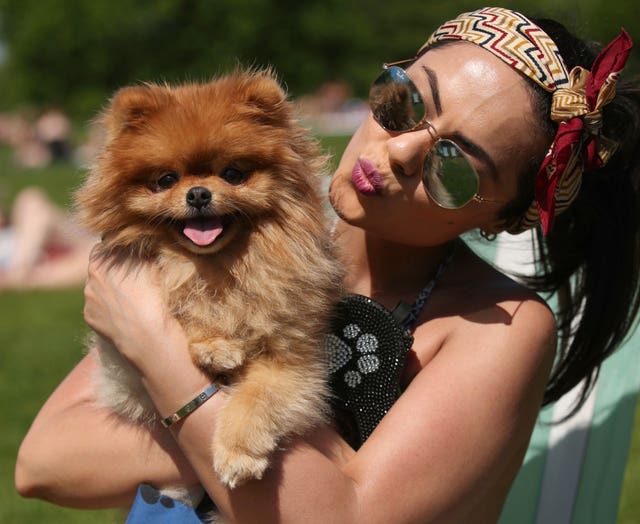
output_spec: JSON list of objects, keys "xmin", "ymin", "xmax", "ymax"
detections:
[
  {"xmin": 191, "ymin": 341, "xmax": 245, "ymax": 372},
  {"xmin": 213, "ymin": 444, "xmax": 270, "ymax": 489}
]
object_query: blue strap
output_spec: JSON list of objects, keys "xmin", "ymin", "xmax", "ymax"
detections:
[{"xmin": 401, "ymin": 244, "xmax": 455, "ymax": 330}]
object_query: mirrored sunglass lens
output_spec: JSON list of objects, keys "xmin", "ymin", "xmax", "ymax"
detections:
[
  {"xmin": 369, "ymin": 66, "xmax": 426, "ymax": 132},
  {"xmin": 422, "ymin": 140, "xmax": 479, "ymax": 208}
]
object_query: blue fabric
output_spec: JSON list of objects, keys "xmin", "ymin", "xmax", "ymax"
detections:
[{"xmin": 125, "ymin": 484, "xmax": 206, "ymax": 523}]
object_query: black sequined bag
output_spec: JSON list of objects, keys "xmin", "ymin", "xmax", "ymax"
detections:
[{"xmin": 327, "ymin": 294, "xmax": 414, "ymax": 449}]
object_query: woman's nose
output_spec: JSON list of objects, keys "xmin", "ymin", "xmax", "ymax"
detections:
[{"xmin": 386, "ymin": 128, "xmax": 435, "ymax": 177}]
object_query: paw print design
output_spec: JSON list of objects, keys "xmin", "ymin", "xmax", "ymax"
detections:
[
  {"xmin": 327, "ymin": 323, "xmax": 380, "ymax": 388},
  {"xmin": 326, "ymin": 294, "xmax": 414, "ymax": 448}
]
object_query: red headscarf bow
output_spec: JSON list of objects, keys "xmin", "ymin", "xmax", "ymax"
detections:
[{"xmin": 534, "ymin": 29, "xmax": 633, "ymax": 235}]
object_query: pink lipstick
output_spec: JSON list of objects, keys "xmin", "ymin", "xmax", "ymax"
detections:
[{"xmin": 351, "ymin": 158, "xmax": 383, "ymax": 195}]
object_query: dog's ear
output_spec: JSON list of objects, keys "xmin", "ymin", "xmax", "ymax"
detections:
[
  {"xmin": 238, "ymin": 70, "xmax": 291, "ymax": 126},
  {"xmin": 104, "ymin": 84, "xmax": 167, "ymax": 133}
]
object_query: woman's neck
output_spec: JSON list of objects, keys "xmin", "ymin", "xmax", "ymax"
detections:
[{"xmin": 334, "ymin": 220, "xmax": 453, "ymax": 308}]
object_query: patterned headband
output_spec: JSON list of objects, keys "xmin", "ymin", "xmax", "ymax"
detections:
[
  {"xmin": 419, "ymin": 7, "xmax": 570, "ymax": 92},
  {"xmin": 420, "ymin": 7, "xmax": 633, "ymax": 235}
]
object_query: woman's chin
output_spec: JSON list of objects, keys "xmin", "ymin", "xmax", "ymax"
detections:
[{"xmin": 328, "ymin": 180, "xmax": 366, "ymax": 225}]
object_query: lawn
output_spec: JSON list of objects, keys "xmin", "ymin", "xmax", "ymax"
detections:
[{"xmin": 1, "ymin": 139, "xmax": 639, "ymax": 523}]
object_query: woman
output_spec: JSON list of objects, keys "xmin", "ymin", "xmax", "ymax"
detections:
[{"xmin": 15, "ymin": 7, "xmax": 640, "ymax": 523}]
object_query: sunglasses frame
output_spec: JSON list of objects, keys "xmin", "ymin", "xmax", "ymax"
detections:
[
  {"xmin": 375, "ymin": 59, "xmax": 437, "ymax": 136},
  {"xmin": 370, "ymin": 59, "xmax": 505, "ymax": 209}
]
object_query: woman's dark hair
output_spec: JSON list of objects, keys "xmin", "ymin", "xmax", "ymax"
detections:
[{"xmin": 509, "ymin": 18, "xmax": 640, "ymax": 413}]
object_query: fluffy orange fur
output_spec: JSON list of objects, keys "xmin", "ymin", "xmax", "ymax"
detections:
[{"xmin": 76, "ymin": 68, "xmax": 342, "ymax": 490}]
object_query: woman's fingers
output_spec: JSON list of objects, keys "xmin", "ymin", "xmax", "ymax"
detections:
[{"xmin": 83, "ymin": 252, "xmax": 173, "ymax": 359}]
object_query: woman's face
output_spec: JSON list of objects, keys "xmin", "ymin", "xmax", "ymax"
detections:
[{"xmin": 329, "ymin": 42, "xmax": 549, "ymax": 246}]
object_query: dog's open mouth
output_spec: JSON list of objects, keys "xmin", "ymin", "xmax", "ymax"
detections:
[{"xmin": 182, "ymin": 216, "xmax": 225, "ymax": 247}]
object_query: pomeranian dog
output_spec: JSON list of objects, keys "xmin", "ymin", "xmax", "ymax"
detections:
[{"xmin": 75, "ymin": 68, "xmax": 342, "ymax": 491}]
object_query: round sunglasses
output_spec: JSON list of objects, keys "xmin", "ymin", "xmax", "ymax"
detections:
[{"xmin": 369, "ymin": 59, "xmax": 504, "ymax": 209}]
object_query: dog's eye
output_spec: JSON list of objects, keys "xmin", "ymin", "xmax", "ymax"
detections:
[
  {"xmin": 220, "ymin": 167, "xmax": 249, "ymax": 185},
  {"xmin": 157, "ymin": 172, "xmax": 179, "ymax": 190}
]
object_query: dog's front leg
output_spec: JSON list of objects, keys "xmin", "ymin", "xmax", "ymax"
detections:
[{"xmin": 211, "ymin": 353, "xmax": 328, "ymax": 489}]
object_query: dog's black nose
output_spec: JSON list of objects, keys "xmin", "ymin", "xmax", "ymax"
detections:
[{"xmin": 186, "ymin": 186, "xmax": 212, "ymax": 210}]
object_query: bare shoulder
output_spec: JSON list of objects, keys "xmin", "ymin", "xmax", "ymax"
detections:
[
  {"xmin": 427, "ymin": 243, "xmax": 556, "ymax": 352},
  {"xmin": 408, "ymin": 242, "xmax": 557, "ymax": 428}
]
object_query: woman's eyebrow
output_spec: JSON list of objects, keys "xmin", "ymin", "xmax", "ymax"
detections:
[
  {"xmin": 422, "ymin": 65, "xmax": 442, "ymax": 116},
  {"xmin": 422, "ymin": 64, "xmax": 498, "ymax": 179},
  {"xmin": 451, "ymin": 132, "xmax": 499, "ymax": 179}
]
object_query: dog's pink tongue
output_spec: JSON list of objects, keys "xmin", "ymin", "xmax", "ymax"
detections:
[{"xmin": 183, "ymin": 217, "xmax": 223, "ymax": 246}]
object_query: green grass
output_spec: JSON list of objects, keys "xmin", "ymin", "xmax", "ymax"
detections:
[
  {"xmin": 1, "ymin": 140, "xmax": 639, "ymax": 523},
  {"xmin": 2, "ymin": 289, "xmax": 124, "ymax": 523}
]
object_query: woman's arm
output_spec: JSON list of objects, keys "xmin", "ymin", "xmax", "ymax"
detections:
[
  {"xmin": 15, "ymin": 352, "xmax": 202, "ymax": 508},
  {"xmin": 15, "ymin": 252, "xmax": 215, "ymax": 507}
]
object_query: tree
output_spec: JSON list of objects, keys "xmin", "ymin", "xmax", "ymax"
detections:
[{"xmin": 0, "ymin": 0, "xmax": 637, "ymax": 121}]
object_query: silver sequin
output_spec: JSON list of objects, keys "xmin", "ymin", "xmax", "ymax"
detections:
[
  {"xmin": 326, "ymin": 335, "xmax": 352, "ymax": 373},
  {"xmin": 344, "ymin": 370, "xmax": 362, "ymax": 388},
  {"xmin": 343, "ymin": 323, "xmax": 361, "ymax": 339},
  {"xmin": 357, "ymin": 354, "xmax": 380, "ymax": 374},
  {"xmin": 356, "ymin": 333, "xmax": 378, "ymax": 353}
]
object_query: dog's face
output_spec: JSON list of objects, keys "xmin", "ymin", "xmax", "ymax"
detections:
[{"xmin": 77, "ymin": 69, "xmax": 324, "ymax": 257}]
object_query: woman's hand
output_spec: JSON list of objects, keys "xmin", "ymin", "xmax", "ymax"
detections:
[
  {"xmin": 84, "ymin": 248, "xmax": 179, "ymax": 368},
  {"xmin": 84, "ymin": 246, "xmax": 213, "ymax": 417}
]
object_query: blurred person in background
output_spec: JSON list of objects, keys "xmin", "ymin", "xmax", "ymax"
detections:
[
  {"xmin": 0, "ymin": 109, "xmax": 72, "ymax": 168},
  {"xmin": 34, "ymin": 109, "xmax": 72, "ymax": 163},
  {"xmin": 0, "ymin": 186, "xmax": 95, "ymax": 290}
]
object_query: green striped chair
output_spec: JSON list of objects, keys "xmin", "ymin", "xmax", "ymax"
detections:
[{"xmin": 467, "ymin": 232, "xmax": 640, "ymax": 524}]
